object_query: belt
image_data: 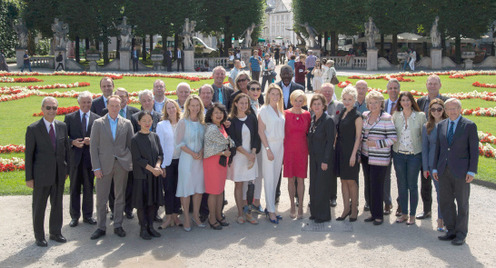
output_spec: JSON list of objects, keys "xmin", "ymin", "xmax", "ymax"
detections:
[{"xmin": 398, "ymin": 150, "xmax": 415, "ymax": 155}]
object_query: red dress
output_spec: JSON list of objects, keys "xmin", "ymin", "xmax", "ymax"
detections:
[
  {"xmin": 204, "ymin": 126, "xmax": 229, "ymax": 195},
  {"xmin": 283, "ymin": 110, "xmax": 311, "ymax": 178}
]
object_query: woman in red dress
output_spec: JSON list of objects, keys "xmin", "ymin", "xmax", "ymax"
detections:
[{"xmin": 283, "ymin": 90, "xmax": 311, "ymax": 219}]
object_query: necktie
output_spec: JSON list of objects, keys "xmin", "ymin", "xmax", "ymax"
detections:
[
  {"xmin": 81, "ymin": 113, "xmax": 87, "ymax": 137},
  {"xmin": 218, "ymin": 88, "xmax": 223, "ymax": 104},
  {"xmin": 390, "ymin": 102, "xmax": 395, "ymax": 113},
  {"xmin": 119, "ymin": 109, "xmax": 125, "ymax": 117},
  {"xmin": 447, "ymin": 121, "xmax": 455, "ymax": 145},
  {"xmin": 49, "ymin": 123, "xmax": 56, "ymax": 150}
]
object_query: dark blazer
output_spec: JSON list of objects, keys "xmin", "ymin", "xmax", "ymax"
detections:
[
  {"xmin": 434, "ymin": 116, "xmax": 479, "ymax": 180},
  {"xmin": 307, "ymin": 113, "xmax": 335, "ymax": 164},
  {"xmin": 90, "ymin": 96, "xmax": 107, "ymax": 116},
  {"xmin": 25, "ymin": 119, "xmax": 69, "ymax": 187},
  {"xmin": 64, "ymin": 111, "xmax": 100, "ymax": 168},
  {"xmin": 276, "ymin": 81, "xmax": 305, "ymax": 110},
  {"xmin": 417, "ymin": 94, "xmax": 449, "ymax": 114},
  {"xmin": 227, "ymin": 113, "xmax": 261, "ymax": 156},
  {"xmin": 131, "ymin": 111, "xmax": 161, "ymax": 133},
  {"xmin": 102, "ymin": 105, "xmax": 140, "ymax": 121},
  {"xmin": 212, "ymin": 84, "xmax": 234, "ymax": 109}
]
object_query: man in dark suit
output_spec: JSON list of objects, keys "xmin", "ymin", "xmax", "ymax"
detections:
[
  {"xmin": 177, "ymin": 47, "xmax": 184, "ymax": 72},
  {"xmin": 105, "ymin": 88, "xmax": 140, "ymax": 220},
  {"xmin": 433, "ymin": 98, "xmax": 478, "ymax": 246},
  {"xmin": 212, "ymin": 66, "xmax": 233, "ymax": 109},
  {"xmin": 384, "ymin": 79, "xmax": 400, "ymax": 215},
  {"xmin": 25, "ymin": 97, "xmax": 70, "ymax": 247},
  {"xmin": 90, "ymin": 77, "xmax": 115, "ymax": 116},
  {"xmin": 64, "ymin": 91, "xmax": 99, "ymax": 227},
  {"xmin": 416, "ymin": 74, "xmax": 449, "ymax": 220},
  {"xmin": 90, "ymin": 95, "xmax": 134, "ymax": 240},
  {"xmin": 277, "ymin": 65, "xmax": 304, "ymax": 110},
  {"xmin": 165, "ymin": 47, "xmax": 173, "ymax": 72}
]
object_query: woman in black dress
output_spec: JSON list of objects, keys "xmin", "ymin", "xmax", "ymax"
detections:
[
  {"xmin": 335, "ymin": 86, "xmax": 363, "ymax": 222},
  {"xmin": 307, "ymin": 94, "xmax": 336, "ymax": 223},
  {"xmin": 131, "ymin": 111, "xmax": 165, "ymax": 240}
]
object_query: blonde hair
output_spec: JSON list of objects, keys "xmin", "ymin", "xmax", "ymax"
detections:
[
  {"xmin": 289, "ymin": 89, "xmax": 307, "ymax": 107},
  {"xmin": 341, "ymin": 85, "xmax": 357, "ymax": 102},
  {"xmin": 264, "ymin": 83, "xmax": 284, "ymax": 114},
  {"xmin": 162, "ymin": 99, "xmax": 182, "ymax": 122},
  {"xmin": 365, "ymin": 90, "xmax": 384, "ymax": 109},
  {"xmin": 182, "ymin": 95, "xmax": 205, "ymax": 124}
]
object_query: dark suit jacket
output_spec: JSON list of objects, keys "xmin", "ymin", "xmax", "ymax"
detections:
[
  {"xmin": 90, "ymin": 96, "xmax": 107, "ymax": 116},
  {"xmin": 25, "ymin": 119, "xmax": 69, "ymax": 187},
  {"xmin": 131, "ymin": 111, "xmax": 161, "ymax": 133},
  {"xmin": 64, "ymin": 110, "xmax": 100, "ymax": 168},
  {"xmin": 277, "ymin": 81, "xmax": 305, "ymax": 110},
  {"xmin": 417, "ymin": 94, "xmax": 449, "ymax": 114},
  {"xmin": 307, "ymin": 113, "xmax": 335, "ymax": 164},
  {"xmin": 434, "ymin": 116, "xmax": 479, "ymax": 180},
  {"xmin": 102, "ymin": 105, "xmax": 140, "ymax": 121},
  {"xmin": 212, "ymin": 84, "xmax": 234, "ymax": 109}
]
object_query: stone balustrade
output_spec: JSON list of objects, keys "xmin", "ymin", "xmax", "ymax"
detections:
[
  {"xmin": 327, "ymin": 56, "xmax": 367, "ymax": 69},
  {"xmin": 30, "ymin": 57, "xmax": 54, "ymax": 68},
  {"xmin": 194, "ymin": 57, "xmax": 229, "ymax": 70}
]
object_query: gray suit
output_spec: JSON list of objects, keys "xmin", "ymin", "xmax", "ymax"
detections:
[
  {"xmin": 434, "ymin": 116, "xmax": 478, "ymax": 240},
  {"xmin": 327, "ymin": 100, "xmax": 344, "ymax": 125},
  {"xmin": 90, "ymin": 115, "xmax": 134, "ymax": 230}
]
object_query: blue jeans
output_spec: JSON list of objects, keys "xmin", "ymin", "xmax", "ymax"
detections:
[
  {"xmin": 306, "ymin": 67, "xmax": 314, "ymax": 91},
  {"xmin": 393, "ymin": 152, "xmax": 421, "ymax": 216}
]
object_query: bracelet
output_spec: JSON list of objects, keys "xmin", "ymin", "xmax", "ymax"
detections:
[{"xmin": 265, "ymin": 147, "xmax": 270, "ymax": 151}]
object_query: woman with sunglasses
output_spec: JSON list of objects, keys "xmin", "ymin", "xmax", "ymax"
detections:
[
  {"xmin": 228, "ymin": 72, "xmax": 252, "ymax": 111},
  {"xmin": 422, "ymin": 99, "xmax": 448, "ymax": 231}
]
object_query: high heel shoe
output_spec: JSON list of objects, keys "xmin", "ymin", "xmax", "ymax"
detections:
[
  {"xmin": 336, "ymin": 210, "xmax": 351, "ymax": 221},
  {"xmin": 193, "ymin": 218, "xmax": 206, "ymax": 228},
  {"xmin": 208, "ymin": 220, "xmax": 222, "ymax": 230},
  {"xmin": 349, "ymin": 209, "xmax": 359, "ymax": 222},
  {"xmin": 265, "ymin": 210, "xmax": 279, "ymax": 224}
]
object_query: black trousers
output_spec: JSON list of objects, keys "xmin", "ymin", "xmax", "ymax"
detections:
[
  {"xmin": 109, "ymin": 171, "xmax": 133, "ymax": 215},
  {"xmin": 69, "ymin": 162, "xmax": 94, "ymax": 220},
  {"xmin": 55, "ymin": 63, "xmax": 64, "ymax": 71},
  {"xmin": 309, "ymin": 156, "xmax": 331, "ymax": 221},
  {"xmin": 252, "ymin": 71, "xmax": 260, "ymax": 82},
  {"xmin": 439, "ymin": 168, "xmax": 470, "ymax": 239},
  {"xmin": 33, "ymin": 178, "xmax": 64, "ymax": 240},
  {"xmin": 132, "ymin": 59, "xmax": 139, "ymax": 71},
  {"xmin": 420, "ymin": 167, "xmax": 432, "ymax": 213},
  {"xmin": 163, "ymin": 159, "xmax": 181, "ymax": 215},
  {"xmin": 362, "ymin": 156, "xmax": 387, "ymax": 220},
  {"xmin": 138, "ymin": 205, "xmax": 157, "ymax": 228},
  {"xmin": 177, "ymin": 58, "xmax": 184, "ymax": 71}
]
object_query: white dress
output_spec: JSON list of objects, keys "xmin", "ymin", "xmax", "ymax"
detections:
[
  {"xmin": 175, "ymin": 119, "xmax": 205, "ymax": 197},
  {"xmin": 228, "ymin": 117, "xmax": 258, "ymax": 182}
]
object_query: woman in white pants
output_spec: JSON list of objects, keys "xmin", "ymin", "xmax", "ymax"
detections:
[{"xmin": 258, "ymin": 84, "xmax": 285, "ymax": 224}]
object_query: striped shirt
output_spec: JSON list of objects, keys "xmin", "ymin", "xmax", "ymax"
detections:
[{"xmin": 361, "ymin": 111, "xmax": 397, "ymax": 166}]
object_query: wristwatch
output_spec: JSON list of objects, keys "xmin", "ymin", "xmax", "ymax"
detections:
[{"xmin": 265, "ymin": 147, "xmax": 270, "ymax": 151}]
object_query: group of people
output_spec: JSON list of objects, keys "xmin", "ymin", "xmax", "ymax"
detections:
[{"xmin": 26, "ymin": 62, "xmax": 477, "ymax": 247}]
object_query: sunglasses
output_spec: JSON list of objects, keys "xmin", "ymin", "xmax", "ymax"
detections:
[
  {"xmin": 45, "ymin": 106, "xmax": 58, "ymax": 110},
  {"xmin": 249, "ymin": 87, "xmax": 261, "ymax": 91},
  {"xmin": 430, "ymin": 107, "xmax": 443, "ymax": 112},
  {"xmin": 238, "ymin": 78, "xmax": 248, "ymax": 82}
]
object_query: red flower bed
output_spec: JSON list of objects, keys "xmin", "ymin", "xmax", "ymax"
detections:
[
  {"xmin": 0, "ymin": 145, "xmax": 25, "ymax": 154},
  {"xmin": 472, "ymin": 81, "xmax": 496, "ymax": 89},
  {"xmin": 33, "ymin": 106, "xmax": 80, "ymax": 116}
]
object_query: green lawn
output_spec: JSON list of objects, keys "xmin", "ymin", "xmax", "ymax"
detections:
[{"xmin": 0, "ymin": 73, "xmax": 495, "ymax": 195}]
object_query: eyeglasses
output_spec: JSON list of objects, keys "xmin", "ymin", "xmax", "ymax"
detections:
[
  {"xmin": 430, "ymin": 107, "xmax": 443, "ymax": 112},
  {"xmin": 249, "ymin": 87, "xmax": 261, "ymax": 91},
  {"xmin": 238, "ymin": 78, "xmax": 248, "ymax": 82},
  {"xmin": 45, "ymin": 106, "xmax": 58, "ymax": 110}
]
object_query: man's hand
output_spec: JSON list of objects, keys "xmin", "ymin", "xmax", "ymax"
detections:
[
  {"xmin": 94, "ymin": 170, "xmax": 103, "ymax": 179},
  {"xmin": 432, "ymin": 172, "xmax": 439, "ymax": 181},
  {"xmin": 83, "ymin": 137, "xmax": 90, "ymax": 146},
  {"xmin": 72, "ymin": 138, "xmax": 84, "ymax": 148},
  {"xmin": 466, "ymin": 174, "xmax": 474, "ymax": 183},
  {"xmin": 26, "ymin": 180, "xmax": 34, "ymax": 188}
]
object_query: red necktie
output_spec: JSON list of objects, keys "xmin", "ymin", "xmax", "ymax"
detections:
[{"xmin": 49, "ymin": 123, "xmax": 56, "ymax": 150}]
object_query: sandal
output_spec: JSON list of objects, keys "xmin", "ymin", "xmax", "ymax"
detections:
[
  {"xmin": 245, "ymin": 213, "xmax": 259, "ymax": 225},
  {"xmin": 217, "ymin": 218, "xmax": 229, "ymax": 227},
  {"xmin": 396, "ymin": 216, "xmax": 408, "ymax": 223},
  {"xmin": 237, "ymin": 216, "xmax": 245, "ymax": 224}
]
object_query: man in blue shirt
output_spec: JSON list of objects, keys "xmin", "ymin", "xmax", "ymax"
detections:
[{"xmin": 249, "ymin": 50, "xmax": 262, "ymax": 82}]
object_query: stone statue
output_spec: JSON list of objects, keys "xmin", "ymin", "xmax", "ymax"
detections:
[
  {"xmin": 182, "ymin": 18, "xmax": 196, "ymax": 49},
  {"xmin": 430, "ymin": 16, "xmax": 441, "ymax": 49},
  {"xmin": 14, "ymin": 19, "xmax": 28, "ymax": 48},
  {"xmin": 364, "ymin": 17, "xmax": 379, "ymax": 49},
  {"xmin": 115, "ymin": 16, "xmax": 132, "ymax": 50},
  {"xmin": 241, "ymin": 23, "xmax": 256, "ymax": 48},
  {"xmin": 295, "ymin": 31, "xmax": 306, "ymax": 47},
  {"xmin": 299, "ymin": 22, "xmax": 319, "ymax": 48},
  {"xmin": 52, "ymin": 18, "xmax": 69, "ymax": 50}
]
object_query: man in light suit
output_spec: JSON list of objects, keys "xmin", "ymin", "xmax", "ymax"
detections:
[
  {"xmin": 212, "ymin": 66, "xmax": 234, "ymax": 109},
  {"xmin": 91, "ymin": 77, "xmax": 115, "ymax": 116},
  {"xmin": 433, "ymin": 98, "xmax": 478, "ymax": 246},
  {"xmin": 64, "ymin": 91, "xmax": 99, "ymax": 227},
  {"xmin": 25, "ymin": 97, "xmax": 70, "ymax": 247},
  {"xmin": 277, "ymin": 65, "xmax": 305, "ymax": 110},
  {"xmin": 90, "ymin": 95, "xmax": 134, "ymax": 240}
]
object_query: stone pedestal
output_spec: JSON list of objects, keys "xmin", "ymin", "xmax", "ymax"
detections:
[
  {"xmin": 366, "ymin": 48, "xmax": 378, "ymax": 71},
  {"xmin": 184, "ymin": 49, "xmax": 194, "ymax": 72},
  {"xmin": 464, "ymin": 59, "xmax": 473, "ymax": 69},
  {"xmin": 54, "ymin": 50, "xmax": 66, "ymax": 71},
  {"xmin": 430, "ymin": 48, "xmax": 442, "ymax": 70},
  {"xmin": 119, "ymin": 49, "xmax": 131, "ymax": 71},
  {"xmin": 16, "ymin": 48, "xmax": 26, "ymax": 68},
  {"xmin": 240, "ymin": 48, "xmax": 252, "ymax": 67},
  {"xmin": 151, "ymin": 54, "xmax": 164, "ymax": 71},
  {"xmin": 86, "ymin": 54, "xmax": 100, "ymax": 72},
  {"xmin": 310, "ymin": 48, "xmax": 321, "ymax": 58}
]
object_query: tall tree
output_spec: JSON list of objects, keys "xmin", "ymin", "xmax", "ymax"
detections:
[
  {"xmin": 0, "ymin": 1, "xmax": 19, "ymax": 57},
  {"xmin": 22, "ymin": 0, "xmax": 61, "ymax": 38}
]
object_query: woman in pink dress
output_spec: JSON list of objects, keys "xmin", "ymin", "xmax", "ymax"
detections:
[{"xmin": 283, "ymin": 90, "xmax": 311, "ymax": 219}]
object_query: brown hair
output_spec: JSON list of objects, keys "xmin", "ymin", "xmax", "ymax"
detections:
[
  {"xmin": 396, "ymin": 91, "xmax": 421, "ymax": 112},
  {"xmin": 310, "ymin": 94, "xmax": 327, "ymax": 112},
  {"xmin": 426, "ymin": 99, "xmax": 448, "ymax": 134},
  {"xmin": 229, "ymin": 93, "xmax": 251, "ymax": 119}
]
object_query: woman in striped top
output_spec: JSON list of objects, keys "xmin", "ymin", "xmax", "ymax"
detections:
[{"xmin": 361, "ymin": 91, "xmax": 397, "ymax": 225}]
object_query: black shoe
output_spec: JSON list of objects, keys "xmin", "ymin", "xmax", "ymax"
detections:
[
  {"xmin": 314, "ymin": 219, "xmax": 330, "ymax": 223},
  {"xmin": 223, "ymin": 200, "xmax": 228, "ymax": 205},
  {"xmin": 349, "ymin": 217, "xmax": 357, "ymax": 222},
  {"xmin": 373, "ymin": 220, "xmax": 383, "ymax": 226},
  {"xmin": 438, "ymin": 233, "xmax": 456, "ymax": 241},
  {"xmin": 416, "ymin": 211, "xmax": 431, "ymax": 220},
  {"xmin": 199, "ymin": 214, "xmax": 208, "ymax": 223},
  {"xmin": 309, "ymin": 216, "xmax": 315, "ymax": 220},
  {"xmin": 69, "ymin": 219, "xmax": 78, "ymax": 227},
  {"xmin": 451, "ymin": 237, "xmax": 465, "ymax": 246},
  {"xmin": 140, "ymin": 228, "xmax": 152, "ymax": 240},
  {"xmin": 148, "ymin": 226, "xmax": 161, "ymax": 237},
  {"xmin": 49, "ymin": 234, "xmax": 67, "ymax": 243},
  {"xmin": 209, "ymin": 220, "xmax": 223, "ymax": 230},
  {"xmin": 114, "ymin": 227, "xmax": 126, "ymax": 237},
  {"xmin": 91, "ymin": 229, "xmax": 106, "ymax": 240},
  {"xmin": 35, "ymin": 238, "xmax": 48, "ymax": 247},
  {"xmin": 126, "ymin": 212, "xmax": 134, "ymax": 219},
  {"xmin": 153, "ymin": 215, "xmax": 162, "ymax": 222},
  {"xmin": 330, "ymin": 199, "xmax": 337, "ymax": 207},
  {"xmin": 364, "ymin": 204, "xmax": 370, "ymax": 211},
  {"xmin": 217, "ymin": 218, "xmax": 229, "ymax": 227},
  {"xmin": 83, "ymin": 217, "xmax": 97, "ymax": 225},
  {"xmin": 336, "ymin": 211, "xmax": 351, "ymax": 221},
  {"xmin": 364, "ymin": 217, "xmax": 374, "ymax": 222}
]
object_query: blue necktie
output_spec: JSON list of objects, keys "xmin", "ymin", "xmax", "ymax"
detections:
[
  {"xmin": 119, "ymin": 109, "xmax": 125, "ymax": 117},
  {"xmin": 218, "ymin": 88, "xmax": 223, "ymax": 104},
  {"xmin": 447, "ymin": 121, "xmax": 455, "ymax": 145}
]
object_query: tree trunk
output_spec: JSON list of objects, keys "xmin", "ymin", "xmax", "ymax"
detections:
[
  {"xmin": 441, "ymin": 32, "xmax": 446, "ymax": 57},
  {"xmin": 391, "ymin": 33, "xmax": 398, "ymax": 65},
  {"xmin": 380, "ymin": 34, "xmax": 384, "ymax": 57},
  {"xmin": 85, "ymin": 38, "xmax": 90, "ymax": 50},
  {"xmin": 142, "ymin": 36, "xmax": 146, "ymax": 60},
  {"xmin": 330, "ymin": 31, "xmax": 337, "ymax": 56},
  {"xmin": 422, "ymin": 42, "xmax": 428, "ymax": 58},
  {"xmin": 103, "ymin": 37, "xmax": 109, "ymax": 64},
  {"xmin": 161, "ymin": 33, "xmax": 167, "ymax": 66},
  {"xmin": 223, "ymin": 17, "xmax": 232, "ymax": 57},
  {"xmin": 95, "ymin": 39, "xmax": 100, "ymax": 50},
  {"xmin": 116, "ymin": 39, "xmax": 120, "ymax": 59},
  {"xmin": 455, "ymin": 35, "xmax": 461, "ymax": 64},
  {"xmin": 75, "ymin": 36, "xmax": 80, "ymax": 62},
  {"xmin": 150, "ymin": 34, "xmax": 153, "ymax": 56}
]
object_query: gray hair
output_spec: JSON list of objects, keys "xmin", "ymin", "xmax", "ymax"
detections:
[
  {"xmin": 176, "ymin": 82, "xmax": 191, "ymax": 92},
  {"xmin": 387, "ymin": 78, "xmax": 401, "ymax": 89},
  {"xmin": 445, "ymin": 98, "xmax": 462, "ymax": 108},
  {"xmin": 212, "ymin": 66, "xmax": 226, "ymax": 75},
  {"xmin": 41, "ymin": 96, "xmax": 58, "ymax": 107},
  {"xmin": 77, "ymin": 91, "xmax": 93, "ymax": 102},
  {"xmin": 199, "ymin": 84, "xmax": 214, "ymax": 95},
  {"xmin": 139, "ymin": 89, "xmax": 154, "ymax": 102}
]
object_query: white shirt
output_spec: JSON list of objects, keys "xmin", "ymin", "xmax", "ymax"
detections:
[{"xmin": 281, "ymin": 83, "xmax": 291, "ymax": 108}]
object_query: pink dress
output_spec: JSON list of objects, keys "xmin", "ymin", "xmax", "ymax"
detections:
[
  {"xmin": 283, "ymin": 110, "xmax": 311, "ymax": 178},
  {"xmin": 203, "ymin": 126, "xmax": 229, "ymax": 195}
]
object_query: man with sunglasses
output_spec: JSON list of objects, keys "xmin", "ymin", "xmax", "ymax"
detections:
[
  {"xmin": 26, "ymin": 97, "xmax": 70, "ymax": 247},
  {"xmin": 416, "ymin": 74, "xmax": 449, "ymax": 220}
]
